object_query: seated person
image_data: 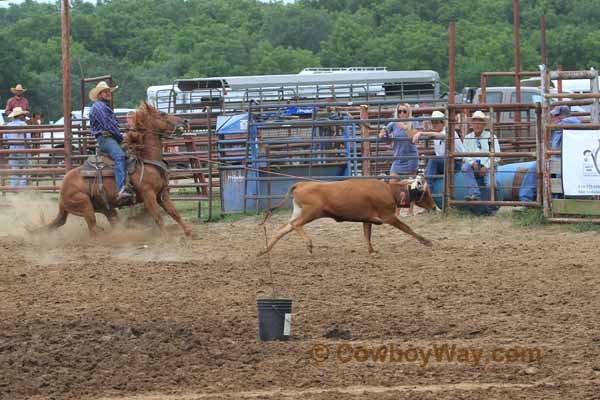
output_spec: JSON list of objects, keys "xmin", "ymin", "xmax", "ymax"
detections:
[{"xmin": 462, "ymin": 111, "xmax": 501, "ymax": 202}]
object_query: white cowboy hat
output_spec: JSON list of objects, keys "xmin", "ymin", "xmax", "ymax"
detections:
[
  {"xmin": 471, "ymin": 110, "xmax": 488, "ymax": 121},
  {"xmin": 8, "ymin": 107, "xmax": 29, "ymax": 118},
  {"xmin": 431, "ymin": 110, "xmax": 446, "ymax": 119},
  {"xmin": 89, "ymin": 81, "xmax": 118, "ymax": 101},
  {"xmin": 10, "ymin": 84, "xmax": 27, "ymax": 94}
]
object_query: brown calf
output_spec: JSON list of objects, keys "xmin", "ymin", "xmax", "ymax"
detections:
[{"xmin": 259, "ymin": 176, "xmax": 436, "ymax": 255}]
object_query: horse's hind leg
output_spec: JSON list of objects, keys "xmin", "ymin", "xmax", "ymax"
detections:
[
  {"xmin": 48, "ymin": 203, "xmax": 68, "ymax": 230},
  {"xmin": 81, "ymin": 201, "xmax": 100, "ymax": 236},
  {"xmin": 65, "ymin": 192, "xmax": 100, "ymax": 236},
  {"xmin": 102, "ymin": 208, "xmax": 119, "ymax": 228},
  {"xmin": 157, "ymin": 189, "xmax": 192, "ymax": 237}
]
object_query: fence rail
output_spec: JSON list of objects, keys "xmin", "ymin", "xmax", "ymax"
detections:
[{"xmin": 3, "ymin": 92, "xmax": 589, "ymax": 220}]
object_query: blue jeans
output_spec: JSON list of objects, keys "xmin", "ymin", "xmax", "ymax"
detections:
[
  {"xmin": 425, "ymin": 158, "xmax": 463, "ymax": 186},
  {"xmin": 8, "ymin": 155, "xmax": 30, "ymax": 186},
  {"xmin": 461, "ymin": 162, "xmax": 482, "ymax": 198},
  {"xmin": 518, "ymin": 165, "xmax": 537, "ymax": 202},
  {"xmin": 97, "ymin": 135, "xmax": 126, "ymax": 191}
]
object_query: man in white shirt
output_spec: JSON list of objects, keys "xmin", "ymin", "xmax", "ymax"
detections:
[
  {"xmin": 412, "ymin": 110, "xmax": 480, "ymax": 200},
  {"xmin": 462, "ymin": 110, "xmax": 501, "ymax": 201}
]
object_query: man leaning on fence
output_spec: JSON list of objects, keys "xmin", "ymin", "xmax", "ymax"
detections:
[
  {"xmin": 462, "ymin": 111, "xmax": 501, "ymax": 205},
  {"xmin": 6, "ymin": 107, "xmax": 31, "ymax": 187},
  {"xmin": 88, "ymin": 81, "xmax": 132, "ymax": 201},
  {"xmin": 412, "ymin": 110, "xmax": 480, "ymax": 200},
  {"xmin": 518, "ymin": 105, "xmax": 581, "ymax": 201}
]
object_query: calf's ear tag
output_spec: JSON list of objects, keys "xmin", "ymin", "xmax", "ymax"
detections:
[{"xmin": 396, "ymin": 187, "xmax": 411, "ymax": 208}]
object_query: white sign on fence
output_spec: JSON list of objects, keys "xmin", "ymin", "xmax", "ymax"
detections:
[{"xmin": 562, "ymin": 129, "xmax": 600, "ymax": 195}]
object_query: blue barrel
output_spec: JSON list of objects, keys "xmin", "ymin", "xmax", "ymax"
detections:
[{"xmin": 496, "ymin": 161, "xmax": 537, "ymax": 201}]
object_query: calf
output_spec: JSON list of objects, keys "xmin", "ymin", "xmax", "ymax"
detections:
[{"xmin": 259, "ymin": 176, "xmax": 436, "ymax": 255}]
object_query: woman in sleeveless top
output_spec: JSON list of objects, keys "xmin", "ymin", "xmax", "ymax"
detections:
[{"xmin": 378, "ymin": 103, "xmax": 419, "ymax": 178}]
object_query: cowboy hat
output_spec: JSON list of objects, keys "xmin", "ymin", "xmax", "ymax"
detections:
[
  {"xmin": 431, "ymin": 110, "xmax": 446, "ymax": 119},
  {"xmin": 8, "ymin": 107, "xmax": 29, "ymax": 118},
  {"xmin": 89, "ymin": 81, "xmax": 118, "ymax": 101},
  {"xmin": 471, "ymin": 110, "xmax": 488, "ymax": 121},
  {"xmin": 10, "ymin": 84, "xmax": 27, "ymax": 94}
]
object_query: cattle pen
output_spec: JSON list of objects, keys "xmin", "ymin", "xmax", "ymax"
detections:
[{"xmin": 2, "ymin": 2, "xmax": 600, "ymax": 398}]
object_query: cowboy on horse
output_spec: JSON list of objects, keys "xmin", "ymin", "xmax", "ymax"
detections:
[
  {"xmin": 88, "ymin": 81, "xmax": 133, "ymax": 201},
  {"xmin": 30, "ymin": 100, "xmax": 192, "ymax": 238}
]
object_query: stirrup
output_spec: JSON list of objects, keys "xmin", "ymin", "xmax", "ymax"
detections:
[{"xmin": 117, "ymin": 188, "xmax": 133, "ymax": 200}]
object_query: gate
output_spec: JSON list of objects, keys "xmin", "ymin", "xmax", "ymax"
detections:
[{"xmin": 540, "ymin": 67, "xmax": 600, "ymax": 222}]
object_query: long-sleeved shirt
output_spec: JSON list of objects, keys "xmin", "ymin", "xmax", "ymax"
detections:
[
  {"xmin": 5, "ymin": 119, "xmax": 31, "ymax": 151},
  {"xmin": 4, "ymin": 96, "xmax": 30, "ymax": 116},
  {"xmin": 462, "ymin": 130, "xmax": 501, "ymax": 169},
  {"xmin": 551, "ymin": 116, "xmax": 581, "ymax": 150},
  {"xmin": 433, "ymin": 127, "xmax": 466, "ymax": 157},
  {"xmin": 89, "ymin": 99, "xmax": 122, "ymax": 141}
]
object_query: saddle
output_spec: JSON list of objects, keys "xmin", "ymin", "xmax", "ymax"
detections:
[
  {"xmin": 80, "ymin": 154, "xmax": 137, "ymax": 177},
  {"xmin": 80, "ymin": 153, "xmax": 169, "ymax": 208}
]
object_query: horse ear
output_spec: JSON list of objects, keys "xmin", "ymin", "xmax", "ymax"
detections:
[{"xmin": 143, "ymin": 102, "xmax": 157, "ymax": 113}]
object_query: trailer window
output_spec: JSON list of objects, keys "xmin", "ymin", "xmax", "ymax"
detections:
[
  {"xmin": 510, "ymin": 91, "xmax": 538, "ymax": 120},
  {"xmin": 485, "ymin": 91, "xmax": 503, "ymax": 104}
]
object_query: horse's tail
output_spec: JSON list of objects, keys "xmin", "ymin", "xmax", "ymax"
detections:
[
  {"xmin": 259, "ymin": 183, "xmax": 298, "ymax": 226},
  {"xmin": 25, "ymin": 203, "xmax": 68, "ymax": 234}
]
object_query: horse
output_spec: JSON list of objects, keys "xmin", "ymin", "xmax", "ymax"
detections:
[
  {"xmin": 26, "ymin": 112, "xmax": 44, "ymax": 156},
  {"xmin": 35, "ymin": 102, "xmax": 192, "ymax": 237},
  {"xmin": 26, "ymin": 112, "xmax": 44, "ymax": 126}
]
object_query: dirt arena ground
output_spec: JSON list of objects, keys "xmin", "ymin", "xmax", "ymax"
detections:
[{"xmin": 1, "ymin": 196, "xmax": 599, "ymax": 400}]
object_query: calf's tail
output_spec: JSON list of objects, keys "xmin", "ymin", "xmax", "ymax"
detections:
[{"xmin": 259, "ymin": 183, "xmax": 298, "ymax": 226}]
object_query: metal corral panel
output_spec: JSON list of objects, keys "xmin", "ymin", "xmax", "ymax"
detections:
[
  {"xmin": 431, "ymin": 173, "xmax": 503, "ymax": 214},
  {"xmin": 254, "ymin": 164, "xmax": 347, "ymax": 212}
]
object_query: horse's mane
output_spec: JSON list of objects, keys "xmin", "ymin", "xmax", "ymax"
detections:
[
  {"xmin": 124, "ymin": 102, "xmax": 164, "ymax": 154},
  {"xmin": 130, "ymin": 101, "xmax": 159, "ymax": 133}
]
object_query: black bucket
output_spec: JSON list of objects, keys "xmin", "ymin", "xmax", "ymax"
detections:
[{"xmin": 256, "ymin": 299, "xmax": 293, "ymax": 341}]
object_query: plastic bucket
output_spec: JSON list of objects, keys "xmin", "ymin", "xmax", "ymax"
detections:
[{"xmin": 256, "ymin": 299, "xmax": 293, "ymax": 341}]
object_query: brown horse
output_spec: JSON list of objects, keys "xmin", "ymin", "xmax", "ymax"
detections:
[
  {"xmin": 37, "ymin": 102, "xmax": 192, "ymax": 237},
  {"xmin": 26, "ymin": 112, "xmax": 44, "ymax": 155},
  {"xmin": 26, "ymin": 112, "xmax": 44, "ymax": 126}
]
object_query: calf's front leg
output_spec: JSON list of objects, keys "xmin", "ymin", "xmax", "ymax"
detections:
[{"xmin": 384, "ymin": 216, "xmax": 432, "ymax": 247}]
